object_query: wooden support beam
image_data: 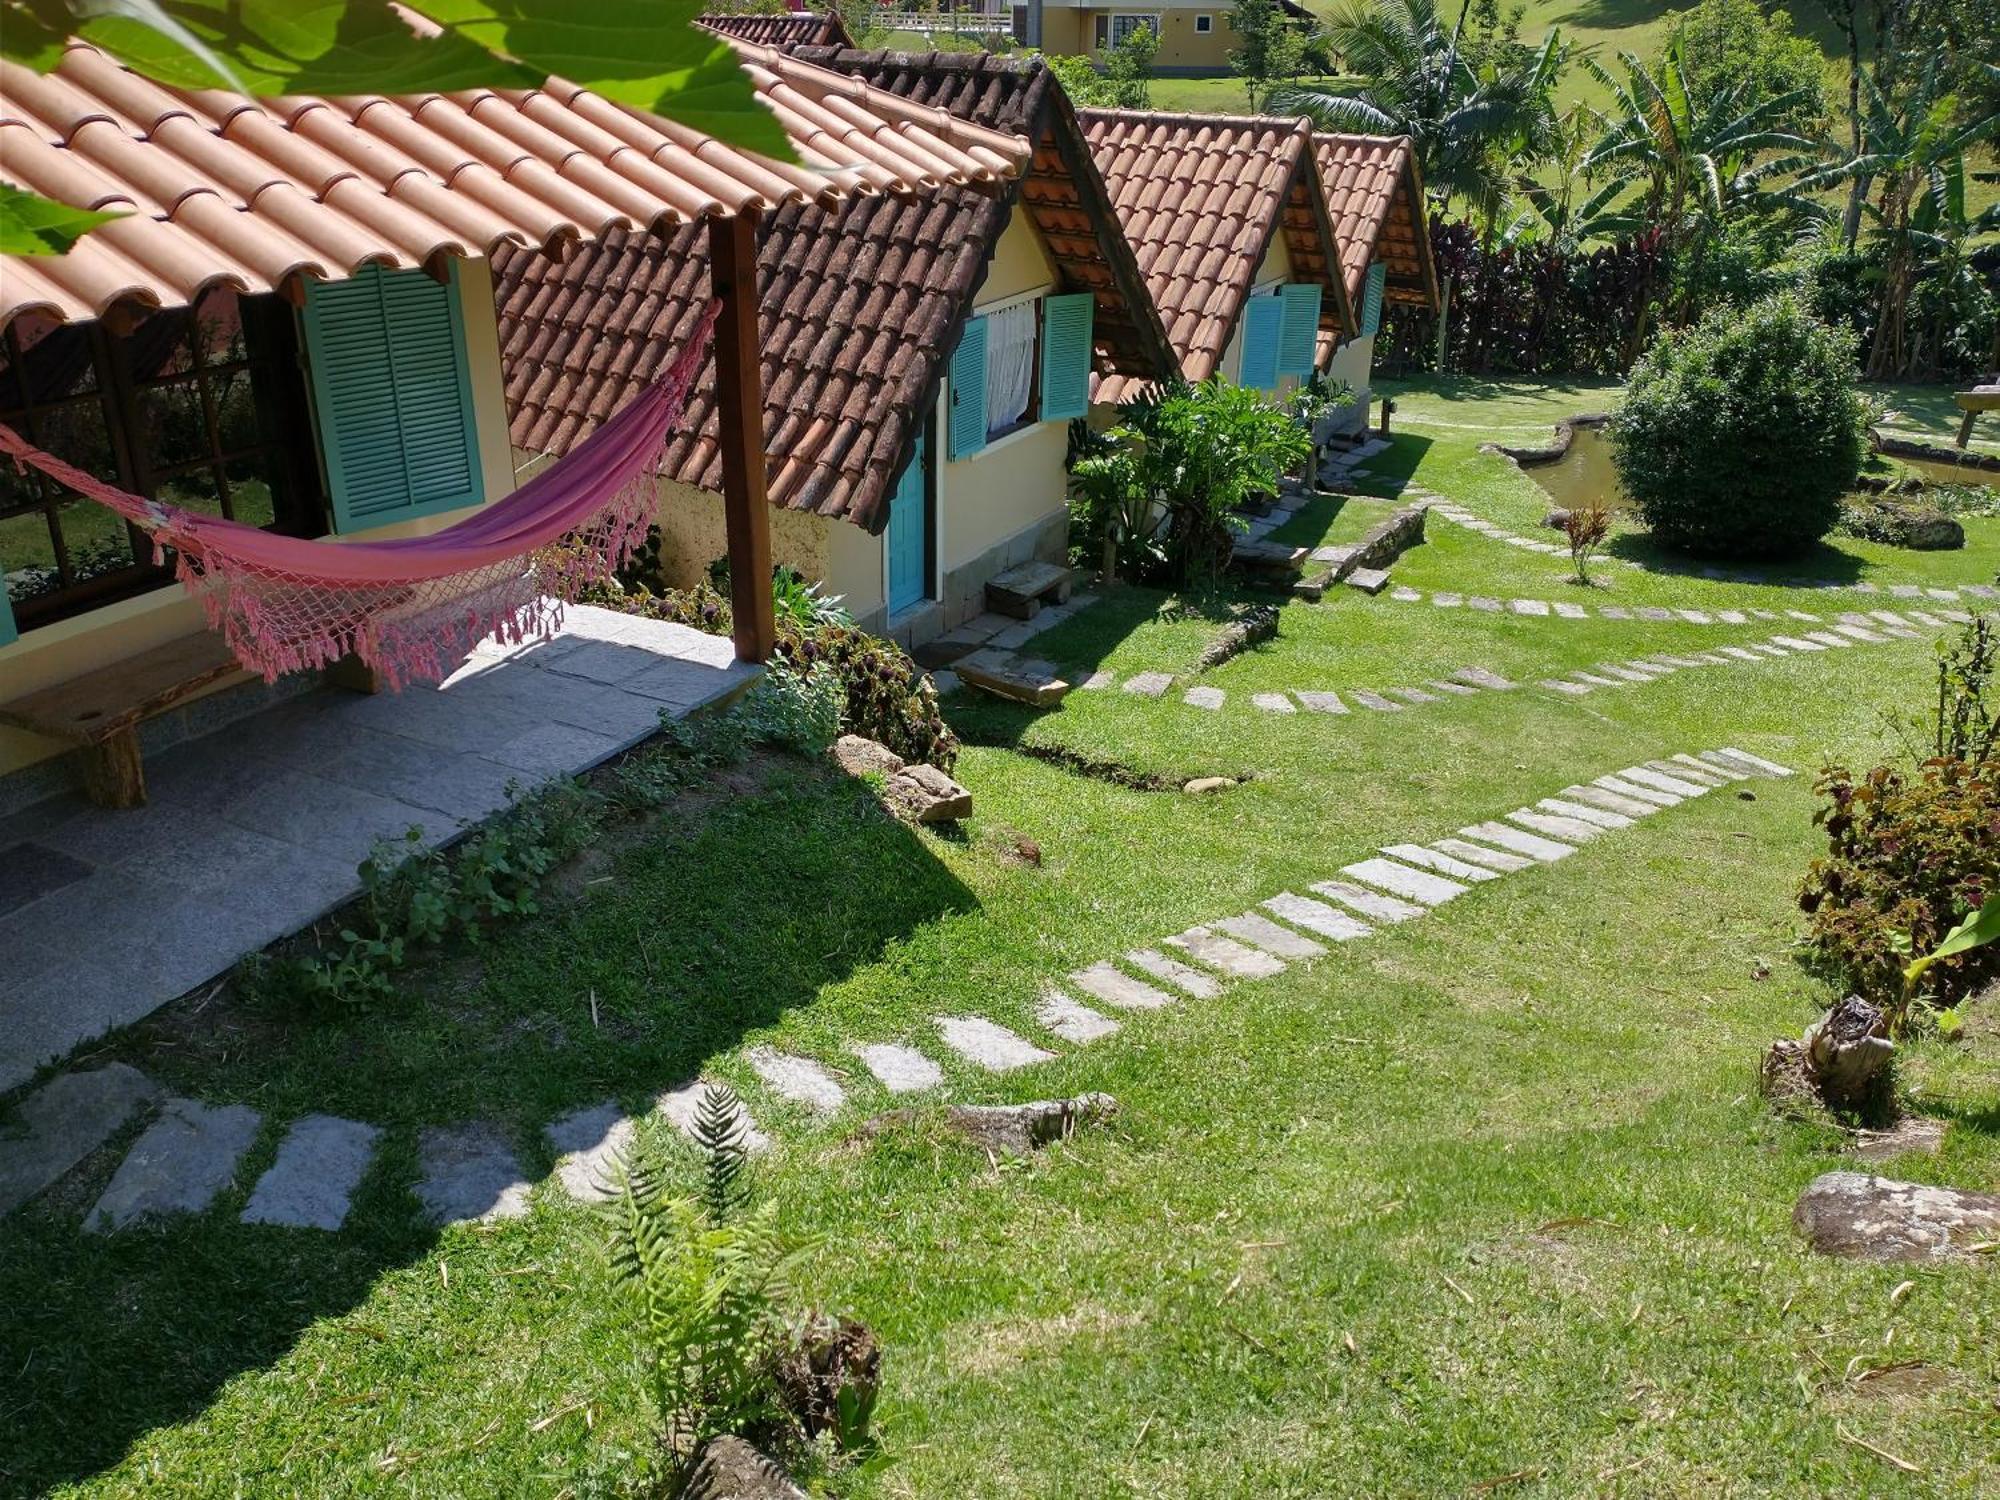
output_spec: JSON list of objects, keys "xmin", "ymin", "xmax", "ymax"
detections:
[{"xmin": 708, "ymin": 211, "xmax": 776, "ymax": 664}]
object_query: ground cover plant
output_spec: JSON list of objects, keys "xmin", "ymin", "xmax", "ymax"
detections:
[{"xmin": 5, "ymin": 375, "xmax": 2000, "ymax": 1497}]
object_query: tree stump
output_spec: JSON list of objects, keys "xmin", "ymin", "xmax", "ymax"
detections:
[{"xmin": 1760, "ymin": 995, "xmax": 1894, "ymax": 1115}]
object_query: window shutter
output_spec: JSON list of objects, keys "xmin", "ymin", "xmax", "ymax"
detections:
[
  {"xmin": 0, "ymin": 590, "xmax": 16, "ymax": 647},
  {"xmin": 1238, "ymin": 295, "xmax": 1284, "ymax": 390},
  {"xmin": 302, "ymin": 264, "xmax": 483, "ymax": 532},
  {"xmin": 948, "ymin": 315, "xmax": 989, "ymax": 460},
  {"xmin": 1038, "ymin": 293, "xmax": 1095, "ymax": 422},
  {"xmin": 1278, "ymin": 283, "xmax": 1322, "ymax": 376},
  {"xmin": 1361, "ymin": 262, "xmax": 1386, "ymax": 338}
]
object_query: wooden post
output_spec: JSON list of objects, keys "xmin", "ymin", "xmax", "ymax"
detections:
[{"xmin": 707, "ymin": 211, "xmax": 776, "ymax": 664}]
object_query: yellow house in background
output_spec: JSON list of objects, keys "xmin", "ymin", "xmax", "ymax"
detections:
[{"xmin": 1015, "ymin": 0, "xmax": 1318, "ymax": 75}]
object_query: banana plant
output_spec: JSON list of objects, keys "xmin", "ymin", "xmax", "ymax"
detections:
[{"xmin": 1890, "ymin": 891, "xmax": 2000, "ymax": 1037}]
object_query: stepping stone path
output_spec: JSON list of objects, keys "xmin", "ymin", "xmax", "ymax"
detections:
[
  {"xmin": 6, "ymin": 748, "xmax": 1798, "ymax": 1230},
  {"xmin": 243, "ymin": 1114, "xmax": 382, "ymax": 1229},
  {"xmin": 88, "ymin": 1098, "xmax": 262, "ymax": 1234}
]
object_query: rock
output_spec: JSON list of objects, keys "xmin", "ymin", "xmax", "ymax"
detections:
[
  {"xmin": 1542, "ymin": 507, "xmax": 1573, "ymax": 530},
  {"xmin": 414, "ymin": 1121, "xmax": 533, "ymax": 1226},
  {"xmin": 957, "ymin": 650, "xmax": 1070, "ymax": 707},
  {"xmin": 1183, "ymin": 776, "xmax": 1235, "ymax": 795},
  {"xmin": 0, "ymin": 1063, "xmax": 160, "ymax": 1217},
  {"xmin": 1794, "ymin": 1171, "xmax": 2000, "ymax": 1263},
  {"xmin": 885, "ymin": 763, "xmax": 972, "ymax": 824},
  {"xmin": 1331, "ymin": 504, "xmax": 1428, "ymax": 579},
  {"xmin": 934, "ymin": 1015, "xmax": 1056, "ymax": 1072},
  {"xmin": 832, "ymin": 734, "xmax": 904, "ymax": 778},
  {"xmin": 543, "ymin": 1102, "xmax": 635, "ymax": 1205},
  {"xmin": 242, "ymin": 1114, "xmax": 383, "ymax": 1229},
  {"xmin": 1345, "ymin": 567, "xmax": 1392, "ymax": 595},
  {"xmin": 1194, "ymin": 603, "xmax": 1279, "ymax": 669},
  {"xmin": 882, "ymin": 1093, "xmax": 1120, "ymax": 1157},
  {"xmin": 683, "ymin": 1435, "xmax": 809, "ymax": 1500},
  {"xmin": 87, "ymin": 1097, "xmax": 263, "ymax": 1233},
  {"xmin": 851, "ymin": 1042, "xmax": 943, "ymax": 1095}
]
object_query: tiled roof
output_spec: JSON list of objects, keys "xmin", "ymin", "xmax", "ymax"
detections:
[
  {"xmin": 496, "ymin": 52, "xmax": 1173, "ymax": 532},
  {"xmin": 1078, "ymin": 108, "xmax": 1352, "ymax": 402},
  {"xmin": 0, "ymin": 37, "xmax": 1027, "ymax": 329},
  {"xmin": 699, "ymin": 11, "xmax": 853, "ymax": 48},
  {"xmin": 1313, "ymin": 132, "xmax": 1437, "ymax": 311}
]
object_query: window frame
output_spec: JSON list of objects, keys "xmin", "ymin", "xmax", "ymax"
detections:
[
  {"xmin": 1108, "ymin": 12, "xmax": 1162, "ymax": 47},
  {"xmin": 1194, "ymin": 13, "xmax": 1213, "ymax": 32},
  {"xmin": 978, "ymin": 291, "xmax": 1044, "ymax": 445},
  {"xmin": 0, "ymin": 294, "xmax": 325, "ymax": 633}
]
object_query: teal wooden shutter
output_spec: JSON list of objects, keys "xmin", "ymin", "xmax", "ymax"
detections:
[
  {"xmin": 1038, "ymin": 293, "xmax": 1095, "ymax": 421},
  {"xmin": 1278, "ymin": 283, "xmax": 1322, "ymax": 376},
  {"xmin": 0, "ymin": 589, "xmax": 16, "ymax": 647},
  {"xmin": 1238, "ymin": 295, "xmax": 1283, "ymax": 390},
  {"xmin": 948, "ymin": 315, "xmax": 988, "ymax": 460},
  {"xmin": 1361, "ymin": 262, "xmax": 1386, "ymax": 338},
  {"xmin": 303, "ymin": 263, "xmax": 483, "ymax": 532},
  {"xmin": 886, "ymin": 426, "xmax": 929, "ymax": 614}
]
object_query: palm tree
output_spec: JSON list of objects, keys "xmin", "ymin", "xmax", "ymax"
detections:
[
  {"xmin": 1581, "ymin": 41, "xmax": 1820, "ymax": 356},
  {"xmin": 1800, "ymin": 56, "xmax": 2000, "ymax": 378},
  {"xmin": 1266, "ymin": 0, "xmax": 1564, "ymax": 226}
]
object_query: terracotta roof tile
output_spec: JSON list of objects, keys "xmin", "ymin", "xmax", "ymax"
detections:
[
  {"xmin": 496, "ymin": 52, "xmax": 1172, "ymax": 533},
  {"xmin": 0, "ymin": 36, "xmax": 1029, "ymax": 329},
  {"xmin": 699, "ymin": 11, "xmax": 854, "ymax": 49},
  {"xmin": 1310, "ymin": 132, "xmax": 1439, "ymax": 363},
  {"xmin": 1079, "ymin": 108, "xmax": 1350, "ymax": 403}
]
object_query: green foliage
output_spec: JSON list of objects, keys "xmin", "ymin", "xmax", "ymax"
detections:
[
  {"xmin": 0, "ymin": 182, "xmax": 124, "ymax": 255},
  {"xmin": 1067, "ymin": 432, "xmax": 1161, "ymax": 583},
  {"xmin": 692, "ymin": 1082, "xmax": 753, "ymax": 1225},
  {"xmin": 0, "ymin": 0, "xmax": 794, "ymax": 252},
  {"xmin": 1612, "ymin": 292, "xmax": 1867, "ymax": 558},
  {"xmin": 1932, "ymin": 614, "xmax": 1999, "ymax": 764},
  {"xmin": 1662, "ymin": 0, "xmax": 1826, "ymax": 133},
  {"xmin": 1229, "ymin": 0, "xmax": 1307, "ymax": 108},
  {"xmin": 775, "ymin": 621, "xmax": 958, "ymax": 773},
  {"xmin": 1800, "ymin": 755, "xmax": 2000, "ymax": 1013},
  {"xmin": 1047, "ymin": 23, "xmax": 1156, "ymax": 109},
  {"xmin": 737, "ymin": 658, "xmax": 845, "ymax": 758},
  {"xmin": 1114, "ymin": 378, "xmax": 1313, "ymax": 584}
]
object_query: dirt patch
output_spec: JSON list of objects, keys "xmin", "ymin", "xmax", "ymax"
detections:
[
  {"xmin": 1015, "ymin": 742, "xmax": 1238, "ymax": 793},
  {"xmin": 954, "ymin": 1302, "xmax": 1145, "ymax": 1377}
]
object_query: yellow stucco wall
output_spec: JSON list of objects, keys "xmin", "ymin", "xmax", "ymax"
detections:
[
  {"xmin": 0, "ymin": 258, "xmax": 520, "ymax": 780},
  {"xmin": 1215, "ymin": 229, "xmax": 1304, "ymax": 399},
  {"xmin": 1067, "ymin": 7, "xmax": 1234, "ymax": 68},
  {"xmin": 1323, "ymin": 330, "xmax": 1375, "ymax": 403}
]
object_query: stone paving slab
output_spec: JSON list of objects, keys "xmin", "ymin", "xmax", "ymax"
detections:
[
  {"xmin": 1072, "ymin": 960, "xmax": 1178, "ymax": 1009},
  {"xmin": 1709, "ymin": 747, "xmax": 1793, "ymax": 777},
  {"xmin": 1035, "ymin": 993, "xmax": 1120, "ymax": 1045},
  {"xmin": 541, "ymin": 1102, "xmax": 636, "ymax": 1203},
  {"xmin": 88, "ymin": 1098, "xmax": 262, "ymax": 1233},
  {"xmin": 1430, "ymin": 837, "xmax": 1535, "ymax": 873},
  {"xmin": 1426, "ymin": 679, "xmax": 1479, "ymax": 696},
  {"xmin": 1309, "ymin": 879, "xmax": 1429, "ymax": 923},
  {"xmin": 1673, "ymin": 752, "xmax": 1744, "ymax": 782},
  {"xmin": 1123, "ymin": 672, "xmax": 1173, "ymax": 698},
  {"xmin": 1252, "ymin": 692, "xmax": 1297, "ymax": 714},
  {"xmin": 1594, "ymin": 774, "xmax": 1681, "ymax": 806},
  {"xmin": 1349, "ymin": 690, "xmax": 1402, "ymax": 712},
  {"xmin": 1509, "ymin": 599, "xmax": 1551, "ymax": 616},
  {"xmin": 1507, "ymin": 809, "xmax": 1603, "ymax": 844},
  {"xmin": 1078, "ymin": 670, "xmax": 1116, "ymax": 690},
  {"xmin": 1620, "ymin": 766, "xmax": 1709, "ymax": 798},
  {"xmin": 747, "ymin": 1048, "xmax": 846, "ymax": 1116},
  {"xmin": 415, "ymin": 1121, "xmax": 533, "ymax": 1226},
  {"xmin": 1468, "ymin": 597, "xmax": 1504, "ymax": 612},
  {"xmin": 242, "ymin": 1113, "xmax": 382, "ymax": 1229},
  {"xmin": 1458, "ymin": 821, "xmax": 1575, "ymax": 862},
  {"xmin": 1540, "ymin": 679, "xmax": 1593, "ymax": 695},
  {"xmin": 656, "ymin": 1081, "xmax": 773, "ymax": 1152},
  {"xmin": 1803, "ymin": 630, "xmax": 1854, "ymax": 648},
  {"xmin": 1537, "ymin": 797, "xmax": 1633, "ymax": 830},
  {"xmin": 1571, "ymin": 671, "xmax": 1626, "ymax": 688},
  {"xmin": 1, "ymin": 1063, "xmax": 160, "ymax": 1217},
  {"xmin": 1217, "ymin": 912, "xmax": 1327, "ymax": 960},
  {"xmin": 1294, "ymin": 691, "xmax": 1347, "ymax": 714},
  {"xmin": 1379, "ymin": 843, "xmax": 1501, "ymax": 883},
  {"xmin": 1452, "ymin": 667, "xmax": 1516, "ymax": 690},
  {"xmin": 1647, "ymin": 758, "xmax": 1726, "ymax": 787},
  {"xmin": 934, "ymin": 1017, "xmax": 1057, "ymax": 1072},
  {"xmin": 1387, "ymin": 686, "xmax": 1442, "ymax": 705},
  {"xmin": 1560, "ymin": 784, "xmax": 1659, "ymax": 818},
  {"xmin": 1594, "ymin": 663, "xmax": 1655, "ymax": 682},
  {"xmin": 1552, "ymin": 602, "xmax": 1589, "ymax": 619},
  {"xmin": 853, "ymin": 1043, "xmax": 943, "ymax": 1095},
  {"xmin": 1119, "ymin": 950, "xmax": 1220, "ymax": 1000},
  {"xmin": 1184, "ymin": 686, "xmax": 1225, "ymax": 711},
  {"xmin": 1262, "ymin": 891, "xmax": 1374, "ymax": 941},
  {"xmin": 1165, "ymin": 927, "xmax": 1287, "ymax": 978},
  {"xmin": 1340, "ymin": 858, "xmax": 1470, "ymax": 905}
]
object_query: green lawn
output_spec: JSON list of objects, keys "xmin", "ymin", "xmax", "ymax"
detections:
[{"xmin": 5, "ymin": 380, "xmax": 1999, "ymax": 1497}]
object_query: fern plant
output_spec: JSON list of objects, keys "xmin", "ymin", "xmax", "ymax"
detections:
[{"xmin": 692, "ymin": 1082, "xmax": 751, "ymax": 1226}]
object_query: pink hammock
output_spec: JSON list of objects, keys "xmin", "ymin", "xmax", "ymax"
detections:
[{"xmin": 0, "ymin": 302, "xmax": 717, "ymax": 690}]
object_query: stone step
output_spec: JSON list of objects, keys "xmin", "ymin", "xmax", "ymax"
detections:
[
  {"xmin": 853, "ymin": 1042, "xmax": 943, "ymax": 1095},
  {"xmin": 1349, "ymin": 690, "xmax": 1402, "ymax": 712},
  {"xmin": 1451, "ymin": 666, "xmax": 1516, "ymax": 690},
  {"xmin": 1217, "ymin": 911, "xmax": 1327, "ymax": 960},
  {"xmin": 1430, "ymin": 836, "xmax": 1535, "ymax": 874},
  {"xmin": 1593, "ymin": 773, "xmax": 1680, "ymax": 806},
  {"xmin": 1262, "ymin": 891, "xmax": 1375, "ymax": 941},
  {"xmin": 1536, "ymin": 797, "xmax": 1633, "ymax": 830},
  {"xmin": 957, "ymin": 650, "xmax": 1071, "ymax": 707},
  {"xmin": 1425, "ymin": 679, "xmax": 1479, "ymax": 696},
  {"xmin": 1118, "ymin": 950, "xmax": 1221, "ymax": 1001},
  {"xmin": 413, "ymin": 1121, "xmax": 533, "ymax": 1227},
  {"xmin": 1165, "ymin": 926, "xmax": 1288, "ymax": 978},
  {"xmin": 746, "ymin": 1048, "xmax": 846, "ymax": 1116},
  {"xmin": 1509, "ymin": 599, "xmax": 1551, "ymax": 616},
  {"xmin": 1309, "ymin": 879, "xmax": 1429, "ymax": 924},
  {"xmin": 1183, "ymin": 686, "xmax": 1224, "ymax": 711},
  {"xmin": 87, "ymin": 1096, "xmax": 261, "ymax": 1234},
  {"xmin": 1072, "ymin": 960, "xmax": 1179, "ymax": 1009},
  {"xmin": 1, "ymin": 1063, "xmax": 159, "ymax": 1218},
  {"xmin": 1378, "ymin": 843, "xmax": 1501, "ymax": 883},
  {"xmin": 1122, "ymin": 671, "xmax": 1173, "ymax": 698},
  {"xmin": 1646, "ymin": 758, "xmax": 1726, "ymax": 787},
  {"xmin": 986, "ymin": 561, "xmax": 1072, "ymax": 618},
  {"xmin": 1619, "ymin": 766, "xmax": 1709, "ymax": 798},
  {"xmin": 243, "ymin": 1113, "xmax": 383, "ymax": 1228},
  {"xmin": 1252, "ymin": 692, "xmax": 1297, "ymax": 714},
  {"xmin": 1708, "ymin": 746, "xmax": 1792, "ymax": 777},
  {"xmin": 1457, "ymin": 821, "xmax": 1575, "ymax": 863},
  {"xmin": 1673, "ymin": 752, "xmax": 1745, "ymax": 782},
  {"xmin": 1339, "ymin": 857, "xmax": 1470, "ymax": 906},
  {"xmin": 1078, "ymin": 669, "xmax": 1116, "ymax": 690},
  {"xmin": 1540, "ymin": 679, "xmax": 1593, "ymax": 695},
  {"xmin": 656, "ymin": 1082, "xmax": 772, "ymax": 1153},
  {"xmin": 543, "ymin": 1102, "xmax": 635, "ymax": 1204},
  {"xmin": 1558, "ymin": 783, "xmax": 1659, "ymax": 819},
  {"xmin": 1035, "ymin": 992, "xmax": 1120, "ymax": 1045},
  {"xmin": 1506, "ymin": 809, "xmax": 1602, "ymax": 844},
  {"xmin": 1387, "ymin": 686, "xmax": 1442, "ymax": 705},
  {"xmin": 934, "ymin": 1016, "xmax": 1057, "ymax": 1073},
  {"xmin": 1294, "ymin": 690, "xmax": 1347, "ymax": 714}
]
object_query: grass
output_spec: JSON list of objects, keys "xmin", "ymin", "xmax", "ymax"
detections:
[{"xmin": 5, "ymin": 379, "xmax": 2000, "ymax": 1497}]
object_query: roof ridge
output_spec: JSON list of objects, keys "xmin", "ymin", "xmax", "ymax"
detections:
[{"xmin": 1076, "ymin": 106, "xmax": 1314, "ymax": 135}]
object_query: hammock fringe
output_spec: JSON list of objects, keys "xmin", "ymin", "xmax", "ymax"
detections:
[{"xmin": 0, "ymin": 301, "xmax": 717, "ymax": 691}]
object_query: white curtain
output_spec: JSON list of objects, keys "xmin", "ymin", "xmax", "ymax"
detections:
[{"xmin": 984, "ymin": 301, "xmax": 1037, "ymax": 436}]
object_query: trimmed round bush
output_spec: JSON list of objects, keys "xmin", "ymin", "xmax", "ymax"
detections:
[{"xmin": 1612, "ymin": 293, "xmax": 1867, "ymax": 559}]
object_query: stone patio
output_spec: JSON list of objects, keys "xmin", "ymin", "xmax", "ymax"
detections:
[{"xmin": 0, "ymin": 606, "xmax": 759, "ymax": 1093}]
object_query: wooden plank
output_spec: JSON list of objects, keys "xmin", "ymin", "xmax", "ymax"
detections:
[
  {"xmin": 708, "ymin": 213, "xmax": 776, "ymax": 665},
  {"xmin": 81, "ymin": 730, "xmax": 146, "ymax": 809},
  {"xmin": 957, "ymin": 650, "xmax": 1071, "ymax": 707},
  {"xmin": 0, "ymin": 632, "xmax": 242, "ymax": 745}
]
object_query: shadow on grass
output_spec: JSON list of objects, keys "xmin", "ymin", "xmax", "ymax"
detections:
[
  {"xmin": 0, "ymin": 755, "xmax": 974, "ymax": 1495},
  {"xmin": 1602, "ymin": 530, "xmax": 1870, "ymax": 586}
]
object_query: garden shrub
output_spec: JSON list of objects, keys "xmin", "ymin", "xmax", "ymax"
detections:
[
  {"xmin": 775, "ymin": 621, "xmax": 958, "ymax": 774},
  {"xmin": 1799, "ymin": 755, "xmax": 2000, "ymax": 1008},
  {"xmin": 1612, "ymin": 292, "xmax": 1868, "ymax": 558}
]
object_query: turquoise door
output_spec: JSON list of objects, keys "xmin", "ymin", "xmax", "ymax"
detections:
[{"xmin": 887, "ymin": 428, "xmax": 929, "ymax": 615}]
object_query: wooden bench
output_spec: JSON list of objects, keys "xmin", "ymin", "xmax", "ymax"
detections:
[
  {"xmin": 0, "ymin": 632, "xmax": 247, "ymax": 808},
  {"xmin": 984, "ymin": 561, "xmax": 1073, "ymax": 620},
  {"xmin": 1954, "ymin": 383, "xmax": 2000, "ymax": 449}
]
